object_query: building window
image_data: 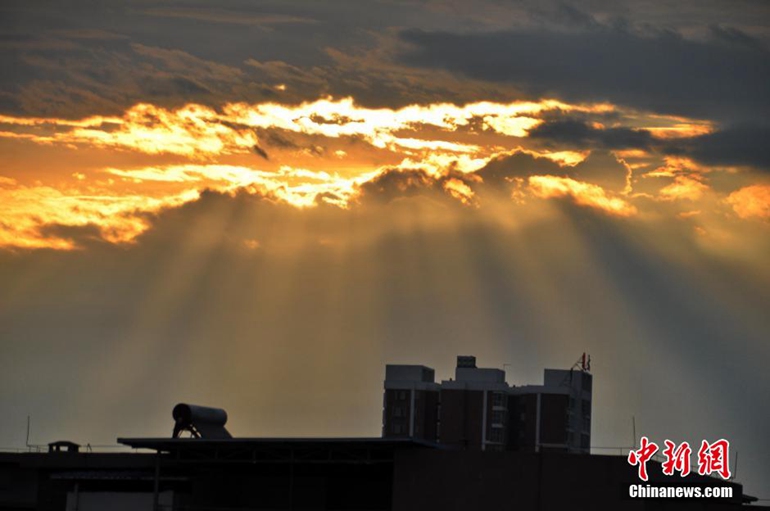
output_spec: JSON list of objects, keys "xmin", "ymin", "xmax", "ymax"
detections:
[
  {"xmin": 492, "ymin": 411, "xmax": 505, "ymax": 425},
  {"xmin": 398, "ymin": 391, "xmax": 407, "ymax": 400},
  {"xmin": 493, "ymin": 392, "xmax": 506, "ymax": 407},
  {"xmin": 393, "ymin": 424, "xmax": 404, "ymax": 434},
  {"xmin": 581, "ymin": 399, "xmax": 591, "ymax": 416},
  {"xmin": 489, "ymin": 428, "xmax": 504, "ymax": 443},
  {"xmin": 394, "ymin": 406, "xmax": 405, "ymax": 417}
]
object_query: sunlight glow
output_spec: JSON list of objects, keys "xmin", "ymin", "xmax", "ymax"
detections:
[{"xmin": 528, "ymin": 175, "xmax": 638, "ymax": 217}]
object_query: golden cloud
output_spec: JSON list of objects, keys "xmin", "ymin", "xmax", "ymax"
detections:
[
  {"xmin": 0, "ymin": 97, "xmax": 618, "ymax": 160},
  {"xmin": 528, "ymin": 175, "xmax": 638, "ymax": 217},
  {"xmin": 443, "ymin": 177, "xmax": 476, "ymax": 206},
  {"xmin": 0, "ymin": 180, "xmax": 199, "ymax": 250},
  {"xmin": 725, "ymin": 185, "xmax": 770, "ymax": 220},
  {"xmin": 0, "ymin": 97, "xmax": 762, "ymax": 251},
  {"xmin": 659, "ymin": 175, "xmax": 710, "ymax": 202}
]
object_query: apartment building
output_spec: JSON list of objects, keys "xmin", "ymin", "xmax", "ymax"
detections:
[{"xmin": 383, "ymin": 355, "xmax": 592, "ymax": 453}]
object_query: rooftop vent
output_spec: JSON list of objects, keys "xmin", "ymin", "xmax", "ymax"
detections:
[
  {"xmin": 48, "ymin": 440, "xmax": 80, "ymax": 453},
  {"xmin": 172, "ymin": 403, "xmax": 232, "ymax": 439}
]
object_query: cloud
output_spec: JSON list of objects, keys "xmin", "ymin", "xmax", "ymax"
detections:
[
  {"xmin": 0, "ymin": 40, "xmax": 256, "ymax": 118},
  {"xmin": 528, "ymin": 120, "xmax": 655, "ymax": 150},
  {"xmin": 0, "ymin": 97, "xmax": 621, "ymax": 159},
  {"xmin": 397, "ymin": 25, "xmax": 770, "ymax": 122},
  {"xmin": 252, "ymin": 144, "xmax": 270, "ymax": 160},
  {"xmin": 0, "ymin": 180, "xmax": 199, "ymax": 250},
  {"xmin": 725, "ymin": 184, "xmax": 770, "ymax": 219},
  {"xmin": 671, "ymin": 125, "xmax": 770, "ymax": 171},
  {"xmin": 1, "ymin": 95, "xmax": 766, "ymax": 251},
  {"xmin": 658, "ymin": 175, "xmax": 710, "ymax": 202},
  {"xmin": 528, "ymin": 175, "xmax": 637, "ymax": 217},
  {"xmin": 143, "ymin": 7, "xmax": 318, "ymax": 27}
]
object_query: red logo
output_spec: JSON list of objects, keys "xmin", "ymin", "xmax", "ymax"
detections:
[
  {"xmin": 628, "ymin": 436, "xmax": 658, "ymax": 481},
  {"xmin": 629, "ymin": 438, "xmax": 731, "ymax": 481},
  {"xmin": 662, "ymin": 440, "xmax": 692, "ymax": 476},
  {"xmin": 697, "ymin": 439, "xmax": 731, "ymax": 480}
]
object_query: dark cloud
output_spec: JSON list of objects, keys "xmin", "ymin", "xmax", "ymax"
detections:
[
  {"xmin": 36, "ymin": 223, "xmax": 110, "ymax": 248},
  {"xmin": 667, "ymin": 124, "xmax": 770, "ymax": 171},
  {"xmin": 475, "ymin": 152, "xmax": 563, "ymax": 186},
  {"xmin": 252, "ymin": 144, "xmax": 269, "ymax": 160},
  {"xmin": 529, "ymin": 120, "xmax": 655, "ymax": 151},
  {"xmin": 528, "ymin": 119, "xmax": 770, "ymax": 173},
  {"xmin": 474, "ymin": 150, "xmax": 630, "ymax": 193},
  {"xmin": 709, "ymin": 24, "xmax": 767, "ymax": 52},
  {"xmin": 3, "ymin": 0, "xmax": 770, "ymax": 117},
  {"xmin": 398, "ymin": 25, "xmax": 770, "ymax": 122},
  {"xmin": 356, "ymin": 167, "xmax": 459, "ymax": 206},
  {"xmin": 0, "ymin": 41, "xmax": 255, "ymax": 116},
  {"xmin": 354, "ymin": 150, "xmax": 633, "ymax": 209},
  {"xmin": 258, "ymin": 129, "xmax": 302, "ymax": 150}
]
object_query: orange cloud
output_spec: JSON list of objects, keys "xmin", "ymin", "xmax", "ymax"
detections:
[
  {"xmin": 67, "ymin": 103, "xmax": 258, "ymax": 158},
  {"xmin": 646, "ymin": 156, "xmax": 712, "ymax": 178},
  {"xmin": 659, "ymin": 175, "xmax": 710, "ymax": 201},
  {"xmin": 0, "ymin": 97, "xmax": 619, "ymax": 160},
  {"xmin": 0, "ymin": 97, "xmax": 754, "ymax": 251},
  {"xmin": 528, "ymin": 175, "xmax": 637, "ymax": 217},
  {"xmin": 443, "ymin": 178, "xmax": 476, "ymax": 206},
  {"xmin": 646, "ymin": 124, "xmax": 713, "ymax": 139},
  {"xmin": 104, "ymin": 163, "xmax": 367, "ymax": 209},
  {"xmin": 0, "ymin": 180, "xmax": 199, "ymax": 250},
  {"xmin": 725, "ymin": 185, "xmax": 770, "ymax": 219}
]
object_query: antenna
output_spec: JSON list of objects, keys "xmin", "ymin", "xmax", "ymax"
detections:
[
  {"xmin": 568, "ymin": 353, "xmax": 591, "ymax": 373},
  {"xmin": 560, "ymin": 353, "xmax": 592, "ymax": 387},
  {"xmin": 731, "ymin": 451, "xmax": 738, "ymax": 480},
  {"xmin": 26, "ymin": 416, "xmax": 33, "ymax": 451}
]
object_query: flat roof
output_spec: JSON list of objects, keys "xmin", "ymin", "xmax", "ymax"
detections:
[
  {"xmin": 118, "ymin": 437, "xmax": 443, "ymax": 452},
  {"xmin": 116, "ymin": 437, "xmax": 446, "ymax": 465}
]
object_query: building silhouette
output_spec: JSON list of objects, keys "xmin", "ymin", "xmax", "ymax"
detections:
[
  {"xmin": 383, "ymin": 355, "xmax": 592, "ymax": 453},
  {"xmin": 0, "ymin": 359, "xmax": 763, "ymax": 510}
]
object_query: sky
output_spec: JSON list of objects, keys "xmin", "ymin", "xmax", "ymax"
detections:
[{"xmin": 1, "ymin": 0, "xmax": 769, "ymax": 495}]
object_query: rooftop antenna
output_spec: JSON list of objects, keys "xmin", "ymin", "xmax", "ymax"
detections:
[
  {"xmin": 730, "ymin": 450, "xmax": 738, "ymax": 481},
  {"xmin": 576, "ymin": 352, "xmax": 591, "ymax": 372},
  {"xmin": 561, "ymin": 352, "xmax": 591, "ymax": 387},
  {"xmin": 26, "ymin": 416, "xmax": 34, "ymax": 451}
]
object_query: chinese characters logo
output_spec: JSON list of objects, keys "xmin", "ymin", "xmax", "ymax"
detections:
[{"xmin": 628, "ymin": 437, "xmax": 731, "ymax": 481}]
